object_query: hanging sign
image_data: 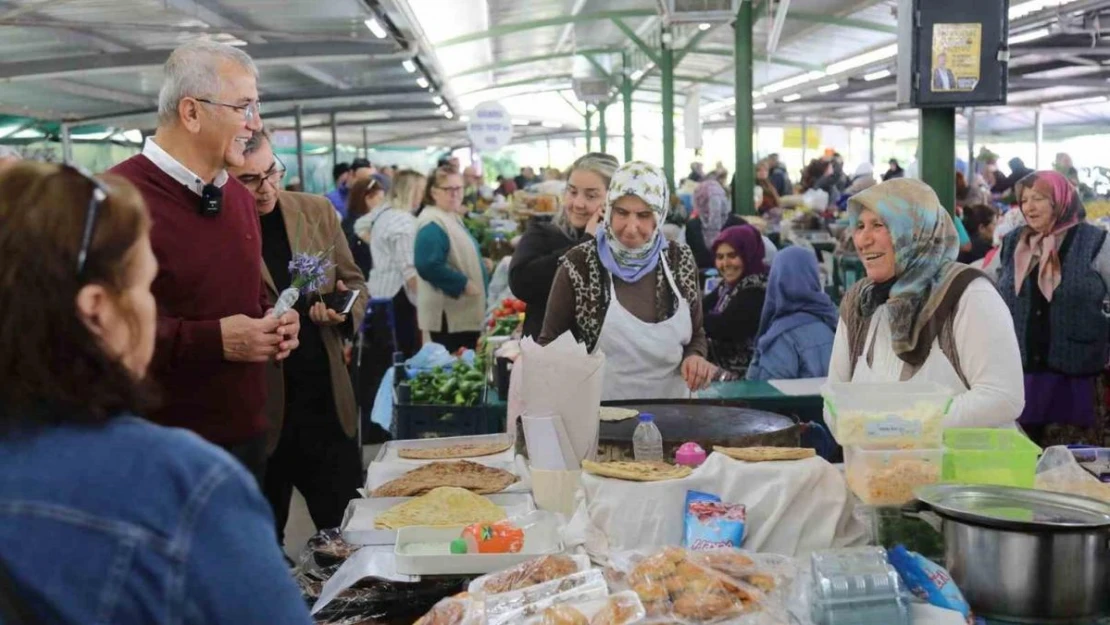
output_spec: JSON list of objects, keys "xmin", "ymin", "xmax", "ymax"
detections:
[{"xmin": 467, "ymin": 101, "xmax": 513, "ymax": 151}]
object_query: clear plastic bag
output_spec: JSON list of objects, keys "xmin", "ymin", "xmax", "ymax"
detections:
[
  {"xmin": 1035, "ymin": 445, "xmax": 1110, "ymax": 502},
  {"xmin": 414, "ymin": 594, "xmax": 484, "ymax": 625},
  {"xmin": 605, "ymin": 547, "xmax": 790, "ymax": 624},
  {"xmin": 520, "ymin": 590, "xmax": 647, "ymax": 625},
  {"xmin": 468, "ymin": 554, "xmax": 592, "ymax": 597},
  {"xmin": 484, "ymin": 570, "xmax": 608, "ymax": 624}
]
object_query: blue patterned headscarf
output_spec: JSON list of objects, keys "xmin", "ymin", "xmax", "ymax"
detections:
[
  {"xmin": 847, "ymin": 178, "xmax": 963, "ymax": 363},
  {"xmin": 596, "ymin": 161, "xmax": 669, "ymax": 282}
]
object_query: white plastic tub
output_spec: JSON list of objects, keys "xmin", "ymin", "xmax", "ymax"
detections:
[
  {"xmin": 845, "ymin": 446, "xmax": 944, "ymax": 506},
  {"xmin": 393, "ymin": 511, "xmax": 563, "ymax": 575}
]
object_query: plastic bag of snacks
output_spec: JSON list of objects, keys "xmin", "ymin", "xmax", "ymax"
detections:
[
  {"xmin": 604, "ymin": 547, "xmax": 789, "ymax": 624},
  {"xmin": 683, "ymin": 491, "xmax": 747, "ymax": 551},
  {"xmin": 484, "ymin": 570, "xmax": 609, "ymax": 624},
  {"xmin": 1035, "ymin": 446, "xmax": 1110, "ymax": 502},
  {"xmin": 887, "ymin": 546, "xmax": 971, "ymax": 621},
  {"xmin": 414, "ymin": 593, "xmax": 484, "ymax": 625},
  {"xmin": 521, "ymin": 591, "xmax": 646, "ymax": 625},
  {"xmin": 468, "ymin": 555, "xmax": 592, "ymax": 597}
]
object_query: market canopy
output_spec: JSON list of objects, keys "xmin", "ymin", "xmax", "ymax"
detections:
[{"xmin": 0, "ymin": 0, "xmax": 1109, "ymax": 149}]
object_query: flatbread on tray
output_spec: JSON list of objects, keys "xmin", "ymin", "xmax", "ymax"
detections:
[
  {"xmin": 714, "ymin": 446, "xmax": 816, "ymax": 462},
  {"xmin": 397, "ymin": 441, "xmax": 512, "ymax": 460},
  {"xmin": 370, "ymin": 460, "xmax": 518, "ymax": 497},
  {"xmin": 581, "ymin": 460, "xmax": 692, "ymax": 482},
  {"xmin": 598, "ymin": 407, "xmax": 639, "ymax": 422},
  {"xmin": 374, "ymin": 487, "xmax": 506, "ymax": 529}
]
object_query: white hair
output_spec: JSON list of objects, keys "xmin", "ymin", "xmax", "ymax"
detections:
[{"xmin": 157, "ymin": 40, "xmax": 259, "ymax": 125}]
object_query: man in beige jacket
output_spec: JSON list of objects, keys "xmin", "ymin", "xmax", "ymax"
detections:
[{"xmin": 229, "ymin": 128, "xmax": 368, "ymax": 542}]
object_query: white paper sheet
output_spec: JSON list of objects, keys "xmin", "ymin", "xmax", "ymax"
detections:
[
  {"xmin": 311, "ymin": 546, "xmax": 418, "ymax": 615},
  {"xmin": 510, "ymin": 334, "xmax": 605, "ymax": 463}
]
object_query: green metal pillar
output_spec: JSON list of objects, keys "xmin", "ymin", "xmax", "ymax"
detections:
[
  {"xmin": 734, "ymin": 0, "xmax": 754, "ymax": 215},
  {"xmin": 585, "ymin": 106, "xmax": 593, "ymax": 152},
  {"xmin": 622, "ymin": 52, "xmax": 633, "ymax": 161},
  {"xmin": 598, "ymin": 102, "xmax": 608, "ymax": 154},
  {"xmin": 661, "ymin": 27, "xmax": 675, "ymax": 192},
  {"xmin": 919, "ymin": 108, "xmax": 956, "ymax": 214}
]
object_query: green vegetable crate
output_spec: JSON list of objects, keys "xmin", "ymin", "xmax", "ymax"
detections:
[{"xmin": 393, "ymin": 363, "xmax": 505, "ymax": 439}]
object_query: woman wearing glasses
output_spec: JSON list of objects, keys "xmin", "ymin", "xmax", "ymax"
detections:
[
  {"xmin": 0, "ymin": 163, "xmax": 313, "ymax": 623},
  {"xmin": 414, "ymin": 166, "xmax": 488, "ymax": 352}
]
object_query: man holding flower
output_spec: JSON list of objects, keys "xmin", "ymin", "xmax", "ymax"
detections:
[
  {"xmin": 229, "ymin": 128, "xmax": 367, "ymax": 540},
  {"xmin": 110, "ymin": 40, "xmax": 300, "ymax": 485}
]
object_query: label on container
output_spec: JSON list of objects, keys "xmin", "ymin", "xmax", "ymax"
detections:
[{"xmin": 866, "ymin": 415, "xmax": 923, "ymax": 439}]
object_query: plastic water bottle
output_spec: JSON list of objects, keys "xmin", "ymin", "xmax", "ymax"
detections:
[
  {"xmin": 632, "ymin": 413, "xmax": 664, "ymax": 462},
  {"xmin": 704, "ymin": 269, "xmax": 721, "ymax": 296}
]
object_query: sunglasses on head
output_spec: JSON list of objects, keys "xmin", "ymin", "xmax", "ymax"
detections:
[{"xmin": 67, "ymin": 165, "xmax": 110, "ymax": 279}]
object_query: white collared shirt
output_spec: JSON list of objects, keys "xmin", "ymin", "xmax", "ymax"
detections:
[{"xmin": 142, "ymin": 137, "xmax": 229, "ymax": 196}]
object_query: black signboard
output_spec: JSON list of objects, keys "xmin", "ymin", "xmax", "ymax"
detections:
[{"xmin": 897, "ymin": 0, "xmax": 1010, "ymax": 108}]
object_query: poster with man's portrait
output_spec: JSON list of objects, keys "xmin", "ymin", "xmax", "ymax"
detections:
[{"xmin": 931, "ymin": 23, "xmax": 981, "ymax": 92}]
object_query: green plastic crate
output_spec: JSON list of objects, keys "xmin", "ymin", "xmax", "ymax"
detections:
[{"xmin": 942, "ymin": 429, "xmax": 1042, "ymax": 487}]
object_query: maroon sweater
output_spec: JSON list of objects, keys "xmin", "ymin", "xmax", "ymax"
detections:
[{"xmin": 110, "ymin": 155, "xmax": 270, "ymax": 445}]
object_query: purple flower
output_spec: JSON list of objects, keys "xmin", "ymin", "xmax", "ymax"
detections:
[{"xmin": 288, "ymin": 251, "xmax": 333, "ymax": 294}]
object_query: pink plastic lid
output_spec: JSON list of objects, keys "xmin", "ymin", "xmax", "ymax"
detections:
[{"xmin": 675, "ymin": 442, "xmax": 707, "ymax": 466}]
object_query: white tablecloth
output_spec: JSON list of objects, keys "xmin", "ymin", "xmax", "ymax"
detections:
[{"xmin": 575, "ymin": 452, "xmax": 866, "ymax": 562}]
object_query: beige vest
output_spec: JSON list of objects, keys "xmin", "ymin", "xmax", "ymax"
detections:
[{"xmin": 416, "ymin": 207, "xmax": 485, "ymax": 333}]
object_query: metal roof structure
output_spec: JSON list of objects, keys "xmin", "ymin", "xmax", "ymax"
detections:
[{"xmin": 0, "ymin": 0, "xmax": 1107, "ymax": 150}]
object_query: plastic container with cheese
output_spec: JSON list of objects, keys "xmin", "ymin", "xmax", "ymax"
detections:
[
  {"xmin": 845, "ymin": 446, "xmax": 944, "ymax": 506},
  {"xmin": 822, "ymin": 382, "xmax": 952, "ymax": 448}
]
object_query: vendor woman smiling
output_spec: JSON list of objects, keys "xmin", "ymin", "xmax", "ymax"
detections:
[
  {"xmin": 828, "ymin": 179, "xmax": 1024, "ymax": 428},
  {"xmin": 539, "ymin": 161, "xmax": 715, "ymax": 400}
]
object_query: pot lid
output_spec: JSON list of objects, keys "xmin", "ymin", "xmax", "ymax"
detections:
[{"xmin": 914, "ymin": 484, "xmax": 1110, "ymax": 530}]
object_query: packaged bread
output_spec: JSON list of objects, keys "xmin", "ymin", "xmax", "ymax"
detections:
[
  {"xmin": 468, "ymin": 555, "xmax": 591, "ymax": 597},
  {"xmin": 484, "ymin": 570, "xmax": 609, "ymax": 625},
  {"xmin": 604, "ymin": 547, "xmax": 796, "ymax": 624},
  {"xmin": 414, "ymin": 593, "xmax": 483, "ymax": 625},
  {"xmin": 519, "ymin": 591, "xmax": 646, "ymax": 625}
]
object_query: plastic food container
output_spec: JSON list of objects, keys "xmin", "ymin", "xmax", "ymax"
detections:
[
  {"xmin": 1068, "ymin": 446, "xmax": 1110, "ymax": 482},
  {"xmin": 854, "ymin": 505, "xmax": 944, "ymax": 563},
  {"xmin": 845, "ymin": 446, "xmax": 943, "ymax": 506},
  {"xmin": 942, "ymin": 428, "xmax": 1041, "ymax": 488},
  {"xmin": 821, "ymin": 382, "xmax": 951, "ymax": 448},
  {"xmin": 810, "ymin": 547, "xmax": 911, "ymax": 625}
]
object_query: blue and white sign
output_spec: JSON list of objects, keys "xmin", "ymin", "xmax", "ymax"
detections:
[{"xmin": 467, "ymin": 101, "xmax": 513, "ymax": 151}]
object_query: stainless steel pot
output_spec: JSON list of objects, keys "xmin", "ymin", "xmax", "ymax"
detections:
[{"xmin": 907, "ymin": 484, "xmax": 1110, "ymax": 624}]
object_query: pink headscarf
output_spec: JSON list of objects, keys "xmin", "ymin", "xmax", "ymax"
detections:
[{"xmin": 1013, "ymin": 170, "xmax": 1084, "ymax": 302}]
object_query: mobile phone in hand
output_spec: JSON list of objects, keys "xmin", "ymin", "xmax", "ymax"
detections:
[{"xmin": 322, "ymin": 290, "xmax": 359, "ymax": 315}]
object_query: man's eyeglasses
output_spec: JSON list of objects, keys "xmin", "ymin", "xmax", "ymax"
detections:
[
  {"xmin": 195, "ymin": 97, "xmax": 261, "ymax": 123},
  {"xmin": 436, "ymin": 185, "xmax": 464, "ymax": 195},
  {"xmin": 236, "ymin": 157, "xmax": 287, "ymax": 192},
  {"xmin": 69, "ymin": 165, "xmax": 109, "ymax": 279}
]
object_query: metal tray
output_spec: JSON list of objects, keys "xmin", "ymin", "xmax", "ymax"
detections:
[
  {"xmin": 340, "ymin": 493, "xmax": 536, "ymax": 546},
  {"xmin": 374, "ymin": 433, "xmax": 515, "ymax": 465}
]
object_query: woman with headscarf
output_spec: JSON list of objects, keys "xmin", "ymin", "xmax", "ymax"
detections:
[
  {"xmin": 540, "ymin": 161, "xmax": 715, "ymax": 399},
  {"xmin": 844, "ymin": 163, "xmax": 877, "ymax": 196},
  {"xmin": 703, "ymin": 225, "xmax": 770, "ymax": 378},
  {"xmin": 747, "ymin": 247, "xmax": 838, "ymax": 381},
  {"xmin": 510, "ymin": 153, "xmax": 619, "ymax": 338},
  {"xmin": 829, "ymin": 178, "xmax": 1024, "ymax": 429},
  {"xmin": 986, "ymin": 171, "xmax": 1110, "ymax": 446},
  {"xmin": 694, "ymin": 175, "xmax": 731, "ymax": 248}
]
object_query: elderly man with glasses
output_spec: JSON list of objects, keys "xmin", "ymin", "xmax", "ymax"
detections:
[
  {"xmin": 110, "ymin": 40, "xmax": 300, "ymax": 485},
  {"xmin": 228, "ymin": 128, "xmax": 367, "ymax": 542}
]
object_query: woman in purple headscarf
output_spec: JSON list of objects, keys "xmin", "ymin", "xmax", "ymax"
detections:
[{"xmin": 704, "ymin": 225, "xmax": 770, "ymax": 378}]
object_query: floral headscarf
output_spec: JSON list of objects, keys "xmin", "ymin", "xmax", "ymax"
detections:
[
  {"xmin": 847, "ymin": 178, "xmax": 966, "ymax": 365},
  {"xmin": 1013, "ymin": 170, "xmax": 1084, "ymax": 301},
  {"xmin": 597, "ymin": 161, "xmax": 669, "ymax": 282},
  {"xmin": 695, "ymin": 178, "xmax": 730, "ymax": 247}
]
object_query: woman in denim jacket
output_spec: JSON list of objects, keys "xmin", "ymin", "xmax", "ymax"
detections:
[{"xmin": 0, "ymin": 163, "xmax": 311, "ymax": 625}]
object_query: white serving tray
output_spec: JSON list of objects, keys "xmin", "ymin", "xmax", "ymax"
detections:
[
  {"xmin": 374, "ymin": 433, "xmax": 516, "ymax": 465},
  {"xmin": 364, "ymin": 455, "xmax": 532, "ymax": 494},
  {"xmin": 340, "ymin": 492, "xmax": 536, "ymax": 546},
  {"xmin": 393, "ymin": 513, "xmax": 563, "ymax": 576}
]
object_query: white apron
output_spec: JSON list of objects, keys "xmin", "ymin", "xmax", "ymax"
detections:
[
  {"xmin": 851, "ymin": 306, "xmax": 965, "ymax": 392},
  {"xmin": 596, "ymin": 255, "xmax": 692, "ymax": 401}
]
